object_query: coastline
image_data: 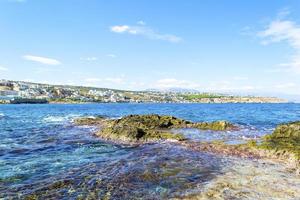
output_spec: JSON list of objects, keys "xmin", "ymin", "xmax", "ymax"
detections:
[
  {"xmin": 74, "ymin": 114, "xmax": 300, "ymax": 174},
  {"xmin": 0, "ymin": 79, "xmax": 289, "ymax": 104},
  {"xmin": 1, "ymin": 100, "xmax": 292, "ymax": 105},
  {"xmin": 2, "ymin": 104, "xmax": 300, "ymax": 199},
  {"xmin": 70, "ymin": 113, "xmax": 300, "ymax": 199}
]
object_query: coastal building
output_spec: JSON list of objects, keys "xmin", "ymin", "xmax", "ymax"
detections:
[{"xmin": 0, "ymin": 90, "xmax": 20, "ymax": 97}]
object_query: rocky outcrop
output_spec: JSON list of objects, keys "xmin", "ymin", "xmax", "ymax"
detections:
[
  {"xmin": 258, "ymin": 121, "xmax": 300, "ymax": 170},
  {"xmin": 182, "ymin": 121, "xmax": 300, "ymax": 173},
  {"xmin": 73, "ymin": 116, "xmax": 107, "ymax": 126},
  {"xmin": 75, "ymin": 114, "xmax": 236, "ymax": 144},
  {"xmin": 267, "ymin": 121, "xmax": 300, "ymax": 139},
  {"xmin": 96, "ymin": 116, "xmax": 186, "ymax": 143},
  {"xmin": 75, "ymin": 115, "xmax": 300, "ymax": 173},
  {"xmin": 190, "ymin": 121, "xmax": 235, "ymax": 131}
]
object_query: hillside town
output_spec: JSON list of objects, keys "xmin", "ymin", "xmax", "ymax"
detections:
[{"xmin": 0, "ymin": 79, "xmax": 287, "ymax": 104}]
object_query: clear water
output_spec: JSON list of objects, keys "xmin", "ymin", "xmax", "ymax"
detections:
[{"xmin": 1, "ymin": 103, "xmax": 300, "ymax": 198}]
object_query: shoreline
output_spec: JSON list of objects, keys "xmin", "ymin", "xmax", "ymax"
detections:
[
  {"xmin": 0, "ymin": 101, "xmax": 295, "ymax": 105},
  {"xmin": 74, "ymin": 114, "xmax": 300, "ymax": 174},
  {"xmin": 2, "ymin": 108, "xmax": 300, "ymax": 199}
]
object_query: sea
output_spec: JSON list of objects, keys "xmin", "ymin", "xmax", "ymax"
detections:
[{"xmin": 1, "ymin": 103, "xmax": 300, "ymax": 199}]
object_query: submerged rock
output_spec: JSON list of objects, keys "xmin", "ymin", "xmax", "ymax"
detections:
[
  {"xmin": 190, "ymin": 120, "xmax": 236, "ymax": 131},
  {"xmin": 182, "ymin": 121, "xmax": 300, "ymax": 173},
  {"xmin": 75, "ymin": 114, "xmax": 235, "ymax": 144},
  {"xmin": 179, "ymin": 157, "xmax": 300, "ymax": 200},
  {"xmin": 74, "ymin": 116, "xmax": 106, "ymax": 125},
  {"xmin": 180, "ymin": 141, "xmax": 262, "ymax": 160}
]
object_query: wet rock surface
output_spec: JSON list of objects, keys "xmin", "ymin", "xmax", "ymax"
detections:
[
  {"xmin": 75, "ymin": 115, "xmax": 300, "ymax": 170},
  {"xmin": 257, "ymin": 121, "xmax": 300, "ymax": 170},
  {"xmin": 74, "ymin": 114, "xmax": 236, "ymax": 144},
  {"xmin": 179, "ymin": 121, "xmax": 300, "ymax": 173},
  {"xmin": 179, "ymin": 141, "xmax": 262, "ymax": 160},
  {"xmin": 73, "ymin": 116, "xmax": 107, "ymax": 126},
  {"xmin": 261, "ymin": 121, "xmax": 300, "ymax": 157},
  {"xmin": 190, "ymin": 120, "xmax": 235, "ymax": 131}
]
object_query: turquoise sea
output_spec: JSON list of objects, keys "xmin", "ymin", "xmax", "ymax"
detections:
[{"xmin": 1, "ymin": 103, "xmax": 300, "ymax": 199}]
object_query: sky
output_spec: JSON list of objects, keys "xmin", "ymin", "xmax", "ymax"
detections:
[{"xmin": 0, "ymin": 0, "xmax": 300, "ymax": 99}]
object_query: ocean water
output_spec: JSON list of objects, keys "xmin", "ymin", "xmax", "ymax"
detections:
[{"xmin": 1, "ymin": 103, "xmax": 300, "ymax": 199}]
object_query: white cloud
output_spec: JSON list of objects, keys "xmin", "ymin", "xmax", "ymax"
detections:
[
  {"xmin": 258, "ymin": 20, "xmax": 300, "ymax": 47},
  {"xmin": 275, "ymin": 82, "xmax": 296, "ymax": 89},
  {"xmin": 137, "ymin": 20, "xmax": 146, "ymax": 26},
  {"xmin": 111, "ymin": 25, "xmax": 130, "ymax": 33},
  {"xmin": 129, "ymin": 81, "xmax": 145, "ymax": 87},
  {"xmin": 85, "ymin": 77, "xmax": 124, "ymax": 84},
  {"xmin": 21, "ymin": 79, "xmax": 35, "ymax": 82},
  {"xmin": 258, "ymin": 14, "xmax": 300, "ymax": 73},
  {"xmin": 210, "ymin": 85, "xmax": 256, "ymax": 92},
  {"xmin": 110, "ymin": 24, "xmax": 182, "ymax": 43},
  {"xmin": 104, "ymin": 78, "xmax": 124, "ymax": 84},
  {"xmin": 80, "ymin": 57, "xmax": 98, "ymax": 61},
  {"xmin": 23, "ymin": 55, "xmax": 61, "ymax": 65},
  {"xmin": 233, "ymin": 76, "xmax": 249, "ymax": 81},
  {"xmin": 277, "ymin": 7, "xmax": 291, "ymax": 19},
  {"xmin": 240, "ymin": 26, "xmax": 255, "ymax": 36},
  {"xmin": 0, "ymin": 66, "xmax": 8, "ymax": 71},
  {"xmin": 153, "ymin": 78, "xmax": 260, "ymax": 93},
  {"xmin": 85, "ymin": 78, "xmax": 101, "ymax": 83},
  {"xmin": 154, "ymin": 78, "xmax": 199, "ymax": 89},
  {"xmin": 271, "ymin": 82, "xmax": 300, "ymax": 94},
  {"xmin": 204, "ymin": 80, "xmax": 259, "ymax": 93},
  {"xmin": 106, "ymin": 54, "xmax": 116, "ymax": 58},
  {"xmin": 34, "ymin": 67, "xmax": 61, "ymax": 74}
]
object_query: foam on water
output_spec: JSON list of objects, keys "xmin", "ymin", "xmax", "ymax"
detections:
[{"xmin": 42, "ymin": 114, "xmax": 82, "ymax": 124}]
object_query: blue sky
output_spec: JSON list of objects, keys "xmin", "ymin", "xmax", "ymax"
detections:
[{"xmin": 0, "ymin": 0, "xmax": 300, "ymax": 98}]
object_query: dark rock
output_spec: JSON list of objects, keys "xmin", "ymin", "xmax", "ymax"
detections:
[
  {"xmin": 75, "ymin": 114, "xmax": 235, "ymax": 144},
  {"xmin": 190, "ymin": 120, "xmax": 236, "ymax": 131},
  {"xmin": 260, "ymin": 121, "xmax": 300, "ymax": 160}
]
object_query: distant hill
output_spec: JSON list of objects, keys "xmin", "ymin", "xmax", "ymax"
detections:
[
  {"xmin": 146, "ymin": 87, "xmax": 200, "ymax": 93},
  {"xmin": 0, "ymin": 79, "xmax": 288, "ymax": 104}
]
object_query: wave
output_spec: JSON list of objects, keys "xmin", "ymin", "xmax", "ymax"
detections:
[{"xmin": 42, "ymin": 114, "xmax": 82, "ymax": 124}]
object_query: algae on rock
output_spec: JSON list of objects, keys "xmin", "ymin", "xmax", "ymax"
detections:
[
  {"xmin": 75, "ymin": 114, "xmax": 235, "ymax": 143},
  {"xmin": 190, "ymin": 120, "xmax": 235, "ymax": 131},
  {"xmin": 181, "ymin": 121, "xmax": 300, "ymax": 172},
  {"xmin": 259, "ymin": 121, "xmax": 300, "ymax": 159}
]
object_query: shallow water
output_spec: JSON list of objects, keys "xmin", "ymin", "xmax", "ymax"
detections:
[
  {"xmin": 187, "ymin": 157, "xmax": 300, "ymax": 200},
  {"xmin": 3, "ymin": 143, "xmax": 227, "ymax": 199},
  {"xmin": 172, "ymin": 126, "xmax": 270, "ymax": 144},
  {"xmin": 1, "ymin": 103, "xmax": 300, "ymax": 198}
]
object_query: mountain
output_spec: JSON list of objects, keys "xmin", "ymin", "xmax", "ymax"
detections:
[{"xmin": 145, "ymin": 87, "xmax": 200, "ymax": 93}]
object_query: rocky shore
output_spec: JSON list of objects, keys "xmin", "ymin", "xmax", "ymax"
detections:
[
  {"xmin": 74, "ymin": 114, "xmax": 236, "ymax": 144},
  {"xmin": 73, "ymin": 114, "xmax": 300, "ymax": 199},
  {"xmin": 75, "ymin": 114, "xmax": 300, "ymax": 173},
  {"xmin": 191, "ymin": 122, "xmax": 300, "ymax": 174},
  {"xmin": 5, "ymin": 113, "xmax": 299, "ymax": 199}
]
